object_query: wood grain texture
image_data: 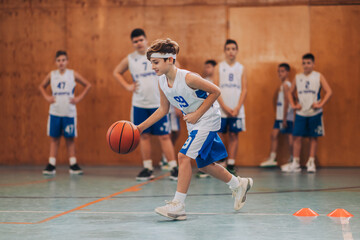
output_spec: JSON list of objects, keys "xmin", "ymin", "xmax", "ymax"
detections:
[{"xmin": 0, "ymin": 2, "xmax": 359, "ymax": 166}]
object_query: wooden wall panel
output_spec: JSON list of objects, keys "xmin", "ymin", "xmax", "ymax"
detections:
[
  {"xmin": 0, "ymin": 8, "xmax": 66, "ymax": 165},
  {"xmin": 310, "ymin": 5, "xmax": 360, "ymax": 166},
  {"xmin": 1, "ymin": 1, "xmax": 359, "ymax": 166},
  {"xmin": 61, "ymin": 5, "xmax": 226, "ymax": 166},
  {"xmin": 229, "ymin": 6, "xmax": 310, "ymax": 166}
]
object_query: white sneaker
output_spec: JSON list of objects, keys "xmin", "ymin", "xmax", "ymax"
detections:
[
  {"xmin": 260, "ymin": 158, "xmax": 277, "ymax": 167},
  {"xmin": 282, "ymin": 161, "xmax": 301, "ymax": 173},
  {"xmin": 155, "ymin": 200, "xmax": 186, "ymax": 220},
  {"xmin": 230, "ymin": 177, "xmax": 253, "ymax": 211},
  {"xmin": 306, "ymin": 160, "xmax": 316, "ymax": 173}
]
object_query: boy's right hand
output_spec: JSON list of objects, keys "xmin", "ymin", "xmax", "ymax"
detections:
[
  {"xmin": 46, "ymin": 96, "xmax": 55, "ymax": 103},
  {"xmin": 125, "ymin": 82, "xmax": 139, "ymax": 92}
]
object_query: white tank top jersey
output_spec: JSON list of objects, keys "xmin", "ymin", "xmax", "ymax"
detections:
[
  {"xmin": 218, "ymin": 61, "xmax": 245, "ymax": 118},
  {"xmin": 276, "ymin": 81, "xmax": 294, "ymax": 121},
  {"xmin": 295, "ymin": 71, "xmax": 322, "ymax": 117},
  {"xmin": 128, "ymin": 51, "xmax": 160, "ymax": 108},
  {"xmin": 159, "ymin": 68, "xmax": 221, "ymax": 133},
  {"xmin": 49, "ymin": 69, "xmax": 77, "ymax": 117}
]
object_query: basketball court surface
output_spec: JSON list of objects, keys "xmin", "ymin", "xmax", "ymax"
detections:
[{"xmin": 1, "ymin": 166, "xmax": 359, "ymax": 240}]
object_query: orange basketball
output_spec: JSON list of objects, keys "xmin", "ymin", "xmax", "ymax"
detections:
[{"xmin": 106, "ymin": 121, "xmax": 140, "ymax": 154}]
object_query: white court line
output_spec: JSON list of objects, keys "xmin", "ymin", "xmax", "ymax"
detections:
[{"xmin": 341, "ymin": 218, "xmax": 354, "ymax": 240}]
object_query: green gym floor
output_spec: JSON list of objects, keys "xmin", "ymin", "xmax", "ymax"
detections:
[{"xmin": 0, "ymin": 166, "xmax": 359, "ymax": 240}]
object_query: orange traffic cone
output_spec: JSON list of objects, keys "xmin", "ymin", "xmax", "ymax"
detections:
[
  {"xmin": 293, "ymin": 208, "xmax": 319, "ymax": 217},
  {"xmin": 327, "ymin": 209, "xmax": 353, "ymax": 218}
]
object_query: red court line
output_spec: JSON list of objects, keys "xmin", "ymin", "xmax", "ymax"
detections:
[
  {"xmin": 0, "ymin": 178, "xmax": 55, "ymax": 187},
  {"xmin": 0, "ymin": 173, "xmax": 169, "ymax": 225}
]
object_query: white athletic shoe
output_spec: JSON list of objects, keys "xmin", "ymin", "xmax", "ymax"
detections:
[
  {"xmin": 260, "ymin": 158, "xmax": 277, "ymax": 167},
  {"xmin": 230, "ymin": 177, "xmax": 253, "ymax": 211},
  {"xmin": 306, "ymin": 160, "xmax": 316, "ymax": 173},
  {"xmin": 282, "ymin": 161, "xmax": 301, "ymax": 173},
  {"xmin": 155, "ymin": 200, "xmax": 186, "ymax": 220}
]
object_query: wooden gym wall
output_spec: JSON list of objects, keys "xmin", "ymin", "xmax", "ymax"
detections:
[{"xmin": 0, "ymin": 0, "xmax": 359, "ymax": 166}]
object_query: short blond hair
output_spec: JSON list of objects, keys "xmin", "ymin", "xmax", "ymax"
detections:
[{"xmin": 146, "ymin": 38, "xmax": 180, "ymax": 61}]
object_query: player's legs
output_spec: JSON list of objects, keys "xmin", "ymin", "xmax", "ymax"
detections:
[
  {"xmin": 306, "ymin": 137, "xmax": 318, "ymax": 173},
  {"xmin": 49, "ymin": 137, "xmax": 60, "ymax": 158},
  {"xmin": 176, "ymin": 153, "xmax": 193, "ymax": 194},
  {"xmin": 65, "ymin": 137, "xmax": 75, "ymax": 158},
  {"xmin": 158, "ymin": 134, "xmax": 178, "ymax": 180},
  {"xmin": 260, "ymin": 128, "xmax": 280, "ymax": 167},
  {"xmin": 139, "ymin": 133, "xmax": 152, "ymax": 160},
  {"xmin": 132, "ymin": 107, "xmax": 155, "ymax": 180},
  {"xmin": 65, "ymin": 137, "xmax": 83, "ymax": 174},
  {"xmin": 43, "ymin": 115, "xmax": 61, "ymax": 175}
]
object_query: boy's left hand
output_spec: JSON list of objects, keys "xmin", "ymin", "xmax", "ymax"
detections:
[
  {"xmin": 70, "ymin": 97, "xmax": 81, "ymax": 104},
  {"xmin": 183, "ymin": 112, "xmax": 200, "ymax": 124}
]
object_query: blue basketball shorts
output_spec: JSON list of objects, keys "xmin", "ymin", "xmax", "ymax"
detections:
[
  {"xmin": 47, "ymin": 114, "xmax": 77, "ymax": 138},
  {"xmin": 132, "ymin": 106, "xmax": 170, "ymax": 135},
  {"xmin": 293, "ymin": 112, "xmax": 324, "ymax": 137},
  {"xmin": 180, "ymin": 130, "xmax": 228, "ymax": 168},
  {"xmin": 218, "ymin": 117, "xmax": 245, "ymax": 133},
  {"xmin": 273, "ymin": 120, "xmax": 294, "ymax": 134}
]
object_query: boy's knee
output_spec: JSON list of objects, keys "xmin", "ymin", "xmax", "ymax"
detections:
[
  {"xmin": 177, "ymin": 153, "xmax": 191, "ymax": 164},
  {"xmin": 158, "ymin": 134, "xmax": 171, "ymax": 142}
]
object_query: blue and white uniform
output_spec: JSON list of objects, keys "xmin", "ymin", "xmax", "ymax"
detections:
[
  {"xmin": 169, "ymin": 105, "xmax": 180, "ymax": 132},
  {"xmin": 159, "ymin": 68, "xmax": 228, "ymax": 168},
  {"xmin": 273, "ymin": 81, "xmax": 294, "ymax": 134},
  {"xmin": 47, "ymin": 69, "xmax": 77, "ymax": 138},
  {"xmin": 128, "ymin": 51, "xmax": 170, "ymax": 135},
  {"xmin": 293, "ymin": 71, "xmax": 324, "ymax": 137},
  {"xmin": 218, "ymin": 61, "xmax": 246, "ymax": 133}
]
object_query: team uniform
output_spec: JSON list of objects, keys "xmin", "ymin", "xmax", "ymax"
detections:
[
  {"xmin": 274, "ymin": 81, "xmax": 294, "ymax": 134},
  {"xmin": 159, "ymin": 68, "xmax": 228, "ymax": 168},
  {"xmin": 128, "ymin": 51, "xmax": 170, "ymax": 135},
  {"xmin": 168, "ymin": 105, "xmax": 180, "ymax": 132},
  {"xmin": 47, "ymin": 69, "xmax": 77, "ymax": 138},
  {"xmin": 218, "ymin": 61, "xmax": 246, "ymax": 133},
  {"xmin": 293, "ymin": 71, "xmax": 324, "ymax": 137}
]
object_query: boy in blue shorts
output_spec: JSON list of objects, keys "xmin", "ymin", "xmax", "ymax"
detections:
[
  {"xmin": 113, "ymin": 29, "xmax": 178, "ymax": 181},
  {"xmin": 286, "ymin": 53, "xmax": 332, "ymax": 173},
  {"xmin": 260, "ymin": 63, "xmax": 294, "ymax": 169},
  {"xmin": 137, "ymin": 38, "xmax": 253, "ymax": 220},
  {"xmin": 213, "ymin": 40, "xmax": 247, "ymax": 174},
  {"xmin": 39, "ymin": 51, "xmax": 91, "ymax": 175}
]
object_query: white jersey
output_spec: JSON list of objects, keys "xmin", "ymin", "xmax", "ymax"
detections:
[
  {"xmin": 159, "ymin": 68, "xmax": 221, "ymax": 133},
  {"xmin": 276, "ymin": 81, "xmax": 294, "ymax": 121},
  {"xmin": 218, "ymin": 61, "xmax": 245, "ymax": 118},
  {"xmin": 128, "ymin": 51, "xmax": 160, "ymax": 108},
  {"xmin": 49, "ymin": 69, "xmax": 76, "ymax": 117},
  {"xmin": 295, "ymin": 71, "xmax": 322, "ymax": 117}
]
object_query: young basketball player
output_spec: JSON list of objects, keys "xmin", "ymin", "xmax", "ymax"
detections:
[
  {"xmin": 196, "ymin": 59, "xmax": 217, "ymax": 178},
  {"xmin": 113, "ymin": 29, "xmax": 178, "ymax": 181},
  {"xmin": 260, "ymin": 63, "xmax": 294, "ymax": 168},
  {"xmin": 213, "ymin": 39, "xmax": 247, "ymax": 175},
  {"xmin": 39, "ymin": 51, "xmax": 91, "ymax": 175},
  {"xmin": 203, "ymin": 59, "xmax": 217, "ymax": 82},
  {"xmin": 137, "ymin": 38, "xmax": 253, "ymax": 221},
  {"xmin": 286, "ymin": 53, "xmax": 332, "ymax": 173}
]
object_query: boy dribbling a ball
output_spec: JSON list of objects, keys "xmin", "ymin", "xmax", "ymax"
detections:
[{"xmin": 137, "ymin": 38, "xmax": 253, "ymax": 220}]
